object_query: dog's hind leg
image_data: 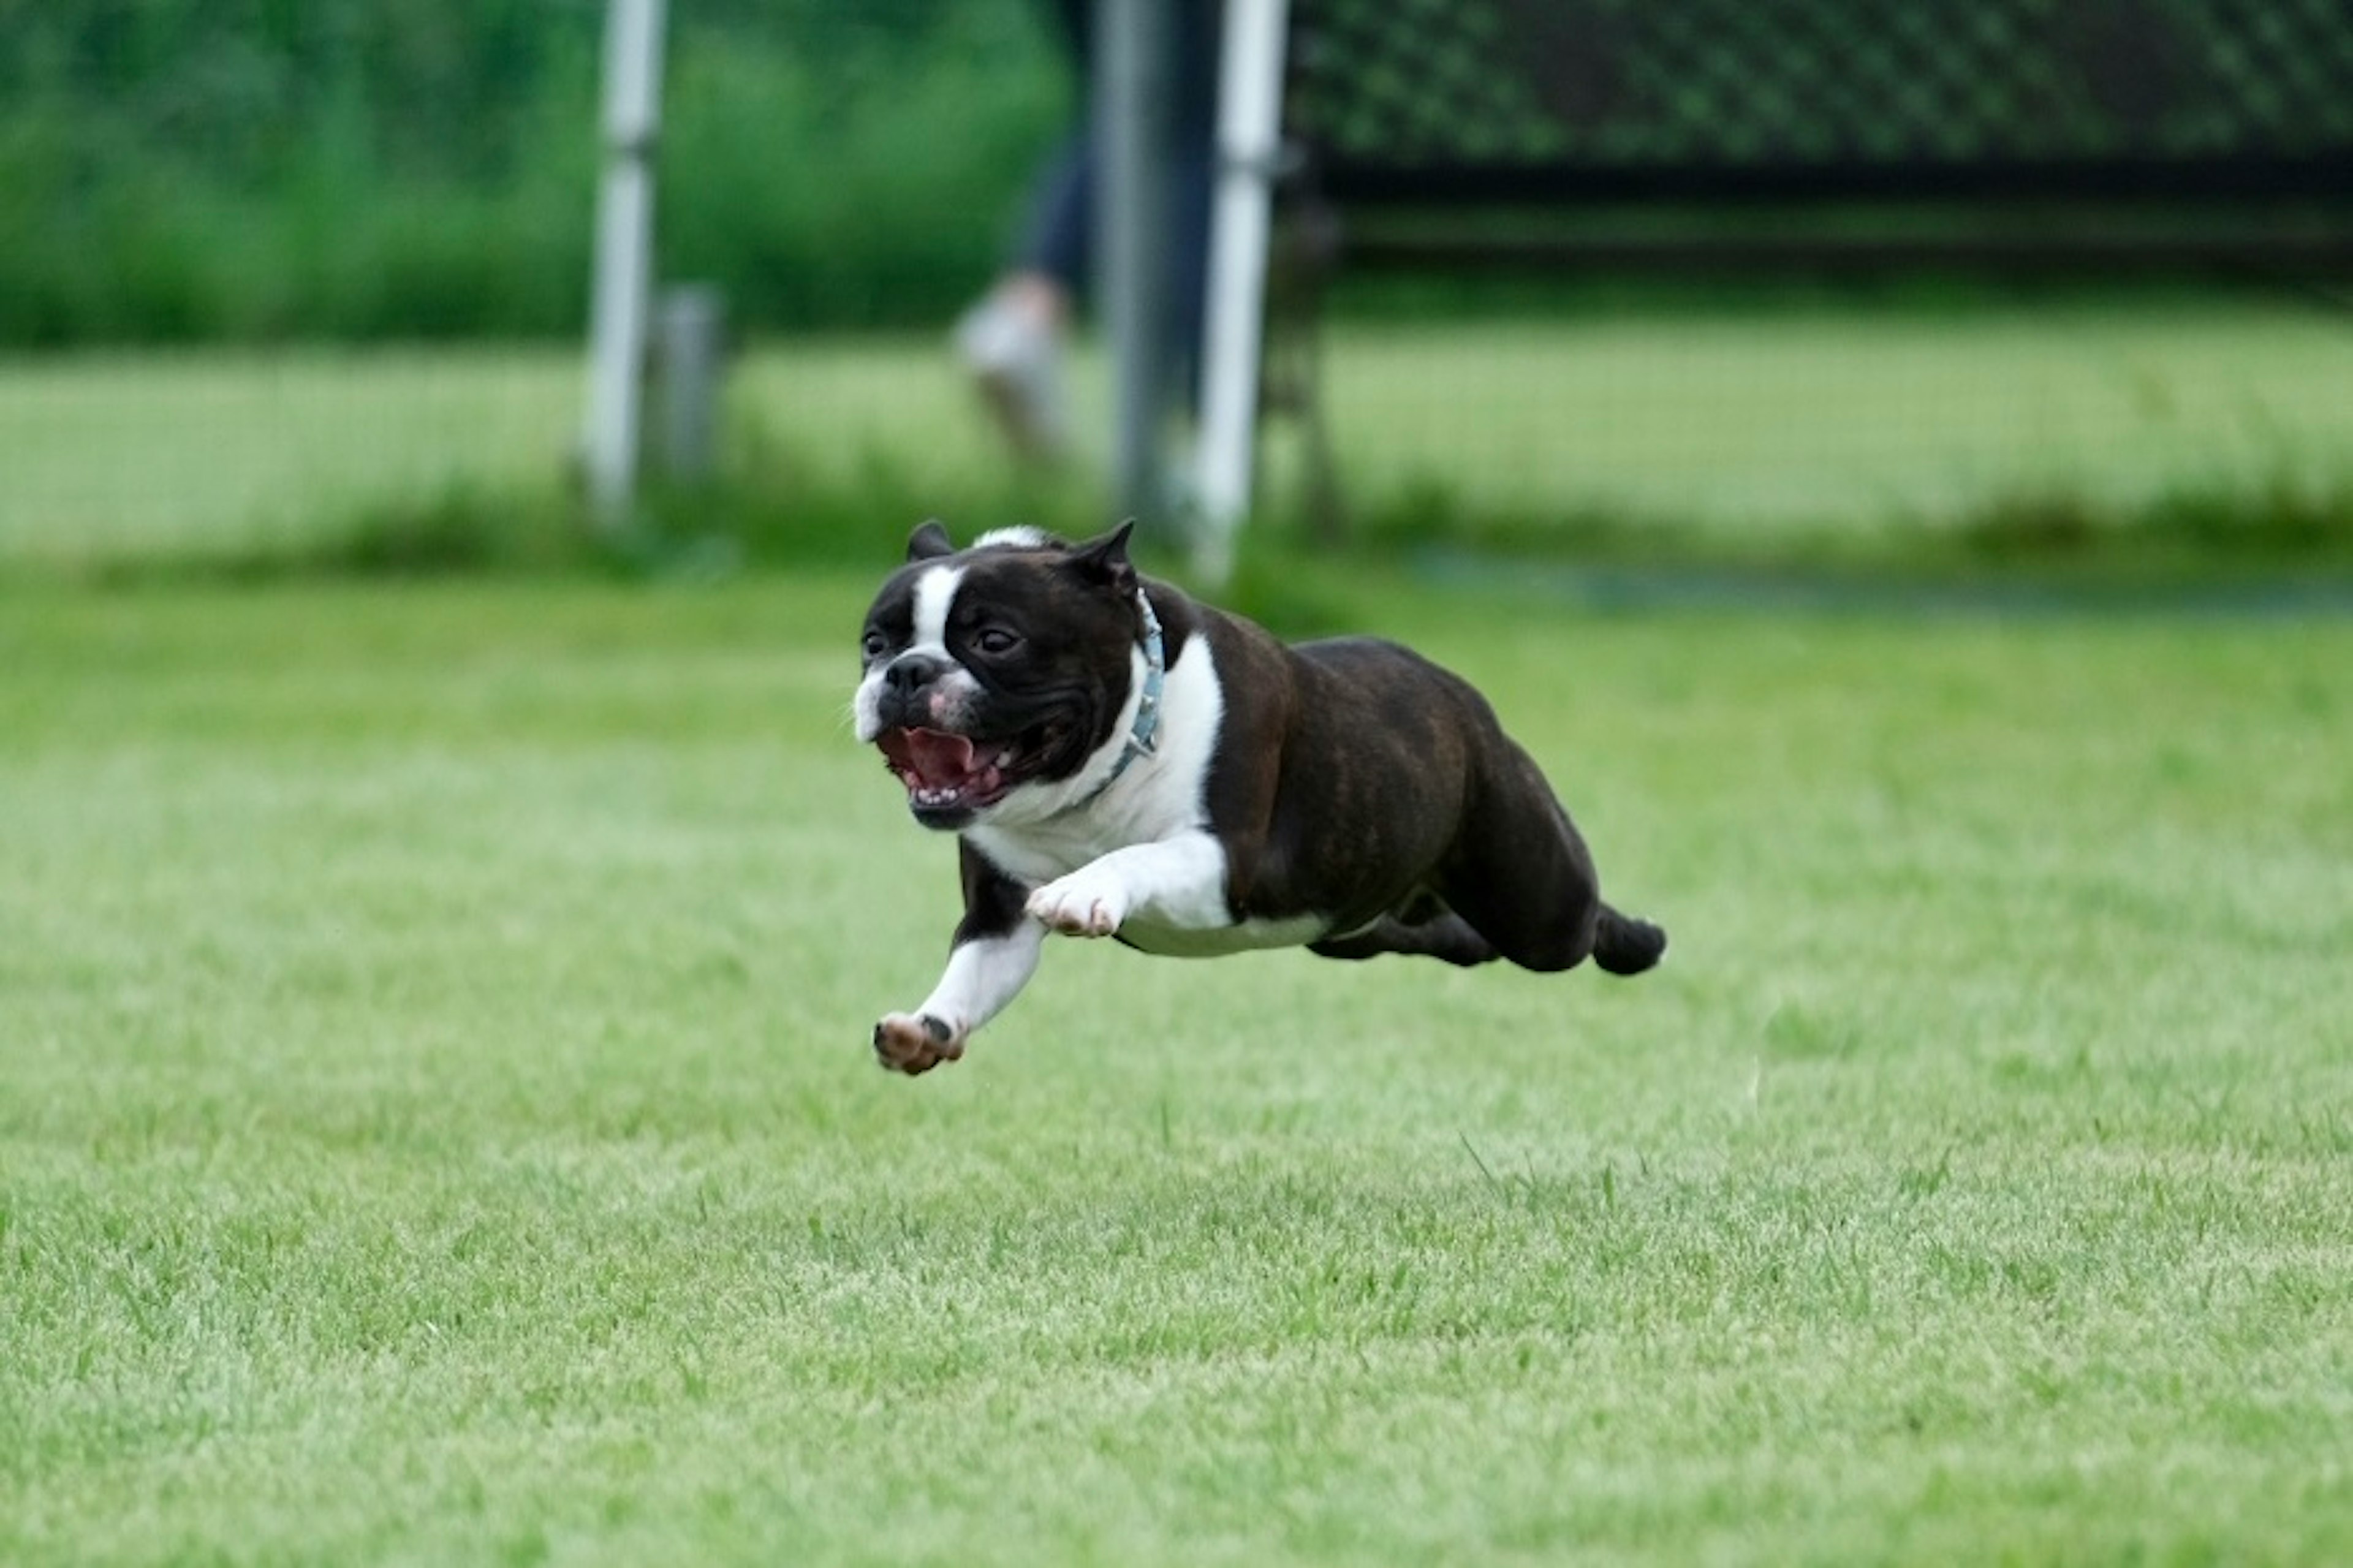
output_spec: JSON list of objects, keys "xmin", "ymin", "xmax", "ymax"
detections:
[
  {"xmin": 1436, "ymin": 738, "xmax": 1666, "ymax": 977},
  {"xmin": 1309, "ymin": 906, "xmax": 1498, "ymax": 966}
]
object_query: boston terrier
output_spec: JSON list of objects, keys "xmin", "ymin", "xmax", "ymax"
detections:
[{"xmin": 854, "ymin": 520, "xmax": 1667, "ymax": 1074}]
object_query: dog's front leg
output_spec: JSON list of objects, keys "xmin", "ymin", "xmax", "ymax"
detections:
[
  {"xmin": 1026, "ymin": 831, "xmax": 1230, "ymax": 937},
  {"xmin": 874, "ymin": 847, "xmax": 1040, "ymax": 1074},
  {"xmin": 873, "ymin": 923, "xmax": 1042, "ymax": 1074}
]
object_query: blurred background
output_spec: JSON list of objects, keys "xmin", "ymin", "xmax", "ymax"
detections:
[{"xmin": 4, "ymin": 0, "xmax": 2351, "ymax": 586}]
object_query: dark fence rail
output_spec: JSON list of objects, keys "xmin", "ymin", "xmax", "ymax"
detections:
[{"xmin": 1289, "ymin": 0, "xmax": 2353, "ymax": 210}]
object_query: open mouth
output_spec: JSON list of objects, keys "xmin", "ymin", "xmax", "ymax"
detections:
[{"xmin": 876, "ymin": 726, "xmax": 1029, "ymax": 817}]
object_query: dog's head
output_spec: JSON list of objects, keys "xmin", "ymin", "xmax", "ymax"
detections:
[{"xmin": 854, "ymin": 520, "xmax": 1149, "ymax": 830}]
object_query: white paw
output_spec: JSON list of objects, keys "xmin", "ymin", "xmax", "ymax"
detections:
[{"xmin": 1027, "ymin": 872, "xmax": 1129, "ymax": 937}]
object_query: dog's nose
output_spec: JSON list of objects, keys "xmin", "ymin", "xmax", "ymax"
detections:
[{"xmin": 883, "ymin": 653, "xmax": 948, "ymax": 700}]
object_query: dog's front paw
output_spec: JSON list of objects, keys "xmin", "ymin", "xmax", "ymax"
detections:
[
  {"xmin": 873, "ymin": 1012, "xmax": 966, "ymax": 1075},
  {"xmin": 1027, "ymin": 871, "xmax": 1128, "ymax": 937}
]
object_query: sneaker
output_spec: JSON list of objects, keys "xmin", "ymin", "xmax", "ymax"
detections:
[{"xmin": 953, "ymin": 295, "xmax": 1069, "ymax": 462}]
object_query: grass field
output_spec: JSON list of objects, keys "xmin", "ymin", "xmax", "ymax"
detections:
[
  {"xmin": 1318, "ymin": 300, "xmax": 2353, "ymax": 534},
  {"xmin": 4, "ymin": 564, "xmax": 2350, "ymax": 1564},
  {"xmin": 7, "ymin": 295, "xmax": 2353, "ymax": 572}
]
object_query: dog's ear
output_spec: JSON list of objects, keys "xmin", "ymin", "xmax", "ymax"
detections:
[
  {"xmin": 1065, "ymin": 520, "xmax": 1137, "ymax": 596},
  {"xmin": 906, "ymin": 520, "xmax": 955, "ymax": 562}
]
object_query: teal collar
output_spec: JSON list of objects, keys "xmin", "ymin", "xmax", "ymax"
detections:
[{"xmin": 1089, "ymin": 590, "xmax": 1164, "ymax": 798}]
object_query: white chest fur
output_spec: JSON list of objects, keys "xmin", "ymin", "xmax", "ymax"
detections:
[
  {"xmin": 966, "ymin": 623, "xmax": 1226, "ymax": 882},
  {"xmin": 963, "ymin": 627, "xmax": 1328, "ymax": 953}
]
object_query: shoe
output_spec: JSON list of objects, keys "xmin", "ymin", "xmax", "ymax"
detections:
[{"xmin": 953, "ymin": 295, "xmax": 1069, "ymax": 462}]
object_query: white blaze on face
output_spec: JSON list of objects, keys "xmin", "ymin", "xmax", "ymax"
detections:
[
  {"xmin": 852, "ymin": 562, "xmax": 972, "ymax": 742},
  {"xmin": 909, "ymin": 564, "xmax": 963, "ymax": 654}
]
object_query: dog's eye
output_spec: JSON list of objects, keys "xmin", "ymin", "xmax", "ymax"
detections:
[
  {"xmin": 972, "ymin": 627, "xmax": 1021, "ymax": 656},
  {"xmin": 861, "ymin": 630, "xmax": 889, "ymax": 662}
]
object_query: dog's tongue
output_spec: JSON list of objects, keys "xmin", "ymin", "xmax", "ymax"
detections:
[{"xmin": 879, "ymin": 727, "xmax": 979, "ymax": 790}]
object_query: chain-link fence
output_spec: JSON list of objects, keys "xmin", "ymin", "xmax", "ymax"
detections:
[
  {"xmin": 1268, "ymin": 0, "xmax": 2353, "ymax": 547},
  {"xmin": 1292, "ymin": 0, "xmax": 2353, "ymax": 190}
]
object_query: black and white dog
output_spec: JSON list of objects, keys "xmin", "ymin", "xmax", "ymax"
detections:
[{"xmin": 854, "ymin": 521, "xmax": 1665, "ymax": 1073}]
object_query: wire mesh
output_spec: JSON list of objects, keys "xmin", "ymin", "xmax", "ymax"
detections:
[{"xmin": 1289, "ymin": 0, "xmax": 2353, "ymax": 195}]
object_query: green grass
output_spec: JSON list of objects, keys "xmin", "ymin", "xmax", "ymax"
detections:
[
  {"xmin": 1313, "ymin": 301, "xmax": 2353, "ymax": 534},
  {"xmin": 4, "ymin": 568, "xmax": 2351, "ymax": 1564},
  {"xmin": 7, "ymin": 296, "xmax": 2353, "ymax": 577},
  {"xmin": 0, "ymin": 348, "xmax": 586, "ymax": 564},
  {"xmin": 0, "ymin": 340, "xmax": 1102, "ymax": 573}
]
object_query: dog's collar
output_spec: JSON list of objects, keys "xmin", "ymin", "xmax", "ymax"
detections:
[{"xmin": 1083, "ymin": 589, "xmax": 1164, "ymax": 801}]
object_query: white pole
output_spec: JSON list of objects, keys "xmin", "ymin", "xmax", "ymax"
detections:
[
  {"xmin": 1193, "ymin": 0, "xmax": 1289, "ymax": 584},
  {"xmin": 582, "ymin": 0, "xmax": 667, "ymax": 533}
]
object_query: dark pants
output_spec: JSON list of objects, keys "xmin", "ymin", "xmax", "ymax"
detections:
[{"xmin": 1015, "ymin": 0, "xmax": 1222, "ymax": 379}]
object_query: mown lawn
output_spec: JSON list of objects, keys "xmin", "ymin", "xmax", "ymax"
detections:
[
  {"xmin": 7, "ymin": 295, "xmax": 2353, "ymax": 570},
  {"xmin": 3, "ymin": 569, "xmax": 2348, "ymax": 1565}
]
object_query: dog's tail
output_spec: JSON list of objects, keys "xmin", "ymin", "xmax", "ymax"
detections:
[{"xmin": 1592, "ymin": 904, "xmax": 1667, "ymax": 976}]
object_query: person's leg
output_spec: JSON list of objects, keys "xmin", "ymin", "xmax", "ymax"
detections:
[
  {"xmin": 958, "ymin": 0, "xmax": 1224, "ymax": 457},
  {"xmin": 953, "ymin": 0, "xmax": 1094, "ymax": 460},
  {"xmin": 1015, "ymin": 138, "xmax": 1090, "ymax": 306},
  {"xmin": 1015, "ymin": 0, "xmax": 1093, "ymax": 301}
]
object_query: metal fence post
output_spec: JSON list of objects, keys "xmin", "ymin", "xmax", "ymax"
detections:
[
  {"xmin": 1094, "ymin": 0, "xmax": 1174, "ymax": 534},
  {"xmin": 653, "ymin": 284, "xmax": 726, "ymax": 483}
]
